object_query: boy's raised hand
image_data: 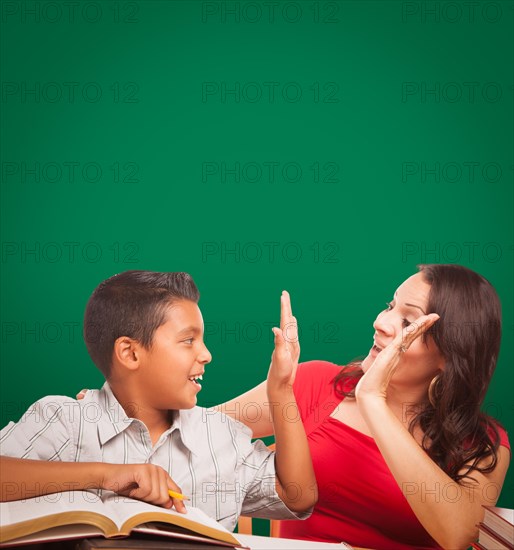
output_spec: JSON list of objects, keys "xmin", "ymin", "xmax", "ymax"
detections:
[
  {"xmin": 268, "ymin": 291, "xmax": 300, "ymax": 390},
  {"xmin": 102, "ymin": 463, "xmax": 187, "ymax": 513},
  {"xmin": 265, "ymin": 292, "xmax": 318, "ymax": 512}
]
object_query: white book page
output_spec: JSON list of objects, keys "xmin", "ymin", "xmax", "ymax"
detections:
[
  {"xmin": 100, "ymin": 492, "xmax": 234, "ymax": 535},
  {"xmin": 0, "ymin": 491, "xmax": 114, "ymax": 527},
  {"xmin": 1, "ymin": 491, "xmax": 237, "ymax": 545}
]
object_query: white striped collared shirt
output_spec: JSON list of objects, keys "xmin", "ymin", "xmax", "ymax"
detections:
[{"xmin": 0, "ymin": 383, "xmax": 310, "ymax": 530}]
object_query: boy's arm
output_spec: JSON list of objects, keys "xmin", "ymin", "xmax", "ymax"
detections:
[
  {"xmin": 268, "ymin": 292, "xmax": 318, "ymax": 513},
  {"xmin": 0, "ymin": 396, "xmax": 186, "ymax": 511},
  {"xmin": 0, "ymin": 456, "xmax": 186, "ymax": 512}
]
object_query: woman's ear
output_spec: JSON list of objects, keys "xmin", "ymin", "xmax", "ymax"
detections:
[{"xmin": 113, "ymin": 336, "xmax": 141, "ymax": 372}]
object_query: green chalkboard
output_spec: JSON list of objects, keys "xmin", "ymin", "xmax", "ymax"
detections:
[{"xmin": 1, "ymin": 0, "xmax": 513, "ymax": 534}]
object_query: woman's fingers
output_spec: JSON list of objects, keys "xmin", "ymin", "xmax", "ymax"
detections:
[
  {"xmin": 396, "ymin": 313, "xmax": 440, "ymax": 352},
  {"xmin": 356, "ymin": 313, "xmax": 440, "ymax": 403},
  {"xmin": 374, "ymin": 314, "xmax": 439, "ymax": 367},
  {"xmin": 76, "ymin": 389, "xmax": 88, "ymax": 400}
]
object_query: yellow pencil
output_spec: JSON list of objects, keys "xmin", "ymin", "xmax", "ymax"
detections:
[{"xmin": 168, "ymin": 489, "xmax": 190, "ymax": 500}]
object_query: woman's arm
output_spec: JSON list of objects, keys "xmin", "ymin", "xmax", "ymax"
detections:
[
  {"xmin": 356, "ymin": 315, "xmax": 510, "ymax": 549},
  {"xmin": 359, "ymin": 399, "xmax": 509, "ymax": 549},
  {"xmin": 215, "ymin": 381, "xmax": 272, "ymax": 438}
]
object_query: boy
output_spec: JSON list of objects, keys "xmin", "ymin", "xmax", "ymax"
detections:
[{"xmin": 0, "ymin": 271, "xmax": 317, "ymax": 530}]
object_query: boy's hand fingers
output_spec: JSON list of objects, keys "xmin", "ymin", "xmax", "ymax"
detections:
[
  {"xmin": 271, "ymin": 327, "xmax": 290, "ymax": 368},
  {"xmin": 152, "ymin": 468, "xmax": 180, "ymax": 509},
  {"xmin": 131, "ymin": 465, "xmax": 159, "ymax": 504},
  {"xmin": 170, "ymin": 496, "xmax": 187, "ymax": 513},
  {"xmin": 280, "ymin": 290, "xmax": 295, "ymax": 331},
  {"xmin": 272, "ymin": 328, "xmax": 296, "ymax": 378},
  {"xmin": 283, "ymin": 317, "xmax": 299, "ymax": 345},
  {"xmin": 272, "ymin": 327, "xmax": 288, "ymax": 356},
  {"xmin": 282, "ymin": 290, "xmax": 293, "ymax": 319},
  {"xmin": 291, "ymin": 316, "xmax": 300, "ymax": 354},
  {"xmin": 167, "ymin": 479, "xmax": 187, "ymax": 513},
  {"xmin": 280, "ymin": 295, "xmax": 296, "ymax": 349},
  {"xmin": 280, "ymin": 292, "xmax": 300, "ymax": 359},
  {"xmin": 280, "ymin": 292, "xmax": 287, "ymax": 332},
  {"xmin": 122, "ymin": 465, "xmax": 173, "ymax": 509},
  {"xmin": 154, "ymin": 468, "xmax": 171, "ymax": 508},
  {"xmin": 102, "ymin": 461, "xmax": 187, "ymax": 511}
]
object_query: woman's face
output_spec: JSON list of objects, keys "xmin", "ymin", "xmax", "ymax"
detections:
[{"xmin": 361, "ymin": 272, "xmax": 445, "ymax": 387}]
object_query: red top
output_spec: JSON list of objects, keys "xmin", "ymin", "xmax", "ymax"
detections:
[{"xmin": 279, "ymin": 361, "xmax": 510, "ymax": 550}]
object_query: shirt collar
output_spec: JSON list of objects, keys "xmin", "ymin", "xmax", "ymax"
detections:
[
  {"xmin": 95, "ymin": 383, "xmax": 202, "ymax": 455},
  {"xmin": 96, "ymin": 382, "xmax": 135, "ymax": 445},
  {"xmin": 173, "ymin": 407, "xmax": 206, "ymax": 456}
]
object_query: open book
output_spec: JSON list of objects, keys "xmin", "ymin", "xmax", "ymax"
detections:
[{"xmin": 0, "ymin": 490, "xmax": 243, "ymax": 548}]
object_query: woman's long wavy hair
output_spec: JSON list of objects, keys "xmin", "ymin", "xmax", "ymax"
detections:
[{"xmin": 334, "ymin": 264, "xmax": 503, "ymax": 483}]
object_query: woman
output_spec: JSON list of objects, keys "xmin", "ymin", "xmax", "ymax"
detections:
[{"xmin": 218, "ymin": 264, "xmax": 510, "ymax": 549}]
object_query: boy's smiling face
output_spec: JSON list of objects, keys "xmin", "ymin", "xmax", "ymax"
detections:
[{"xmin": 137, "ymin": 300, "xmax": 212, "ymax": 411}]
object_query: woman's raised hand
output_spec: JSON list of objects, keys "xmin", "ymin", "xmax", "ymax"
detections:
[{"xmin": 355, "ymin": 313, "xmax": 440, "ymax": 403}]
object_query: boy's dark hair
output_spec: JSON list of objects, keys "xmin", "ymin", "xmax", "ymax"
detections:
[{"xmin": 83, "ymin": 270, "xmax": 200, "ymax": 377}]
